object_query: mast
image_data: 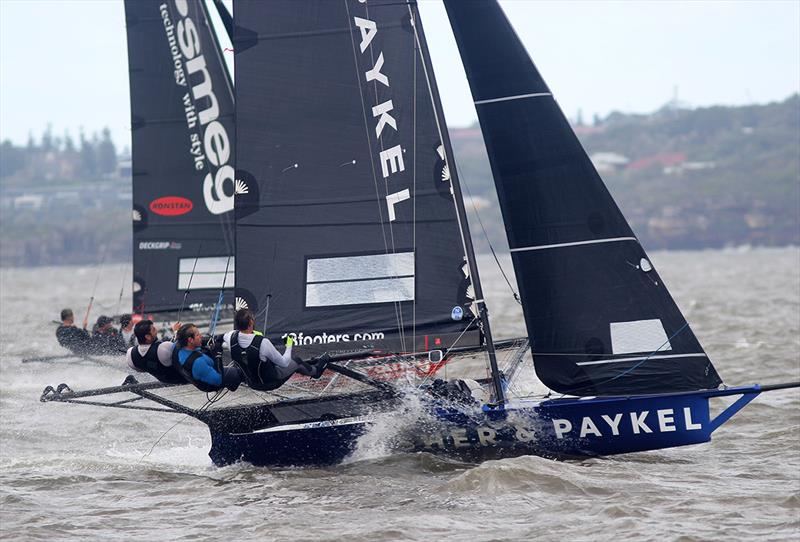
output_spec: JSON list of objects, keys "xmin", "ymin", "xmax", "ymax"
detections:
[{"xmin": 408, "ymin": 3, "xmax": 505, "ymax": 404}]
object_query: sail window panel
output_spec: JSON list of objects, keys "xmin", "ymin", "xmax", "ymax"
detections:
[
  {"xmin": 305, "ymin": 253, "xmax": 415, "ymax": 307},
  {"xmin": 610, "ymin": 319, "xmax": 672, "ymax": 355},
  {"xmin": 178, "ymin": 257, "xmax": 234, "ymax": 290},
  {"xmin": 177, "ymin": 272, "xmax": 235, "ymax": 291},
  {"xmin": 179, "ymin": 256, "xmax": 235, "ymax": 274},
  {"xmin": 307, "ymin": 253, "xmax": 414, "ymax": 283},
  {"xmin": 306, "ymin": 277, "xmax": 415, "ymax": 307}
]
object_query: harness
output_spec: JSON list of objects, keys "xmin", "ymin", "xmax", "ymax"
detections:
[
  {"xmin": 229, "ymin": 331, "xmax": 278, "ymax": 386},
  {"xmin": 130, "ymin": 342, "xmax": 185, "ymax": 384},
  {"xmin": 171, "ymin": 346, "xmax": 220, "ymax": 392}
]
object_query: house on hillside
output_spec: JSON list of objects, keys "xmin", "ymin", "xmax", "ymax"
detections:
[
  {"xmin": 590, "ymin": 152, "xmax": 629, "ymax": 174},
  {"xmin": 627, "ymin": 152, "xmax": 686, "ymax": 172}
]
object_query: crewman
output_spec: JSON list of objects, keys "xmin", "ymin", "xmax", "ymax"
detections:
[
  {"xmin": 91, "ymin": 315, "xmax": 125, "ymax": 355},
  {"xmin": 173, "ymin": 323, "xmax": 242, "ymax": 392},
  {"xmin": 222, "ymin": 309, "xmax": 328, "ymax": 391},
  {"xmin": 119, "ymin": 314, "xmax": 136, "ymax": 348},
  {"xmin": 126, "ymin": 320, "xmax": 185, "ymax": 384},
  {"xmin": 55, "ymin": 308, "xmax": 92, "ymax": 355}
]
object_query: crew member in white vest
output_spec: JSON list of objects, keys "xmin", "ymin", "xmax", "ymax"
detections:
[
  {"xmin": 126, "ymin": 320, "xmax": 184, "ymax": 384},
  {"xmin": 221, "ymin": 309, "xmax": 327, "ymax": 390}
]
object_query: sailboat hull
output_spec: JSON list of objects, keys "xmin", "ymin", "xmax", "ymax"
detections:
[
  {"xmin": 210, "ymin": 420, "xmax": 368, "ymax": 467},
  {"xmin": 206, "ymin": 386, "xmax": 760, "ymax": 467}
]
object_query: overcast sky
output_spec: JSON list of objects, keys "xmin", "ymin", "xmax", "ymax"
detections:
[{"xmin": 1, "ymin": 0, "xmax": 798, "ymax": 148}]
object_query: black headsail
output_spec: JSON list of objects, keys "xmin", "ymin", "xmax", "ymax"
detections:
[
  {"xmin": 125, "ymin": 0, "xmax": 235, "ymax": 315},
  {"xmin": 233, "ymin": 0, "xmax": 479, "ymax": 353},
  {"xmin": 444, "ymin": 0, "xmax": 722, "ymax": 395}
]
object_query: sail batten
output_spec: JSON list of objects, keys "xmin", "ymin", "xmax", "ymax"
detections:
[
  {"xmin": 474, "ymin": 92, "xmax": 552, "ymax": 105},
  {"xmin": 444, "ymin": 0, "xmax": 722, "ymax": 395},
  {"xmin": 510, "ymin": 237, "xmax": 638, "ymax": 252}
]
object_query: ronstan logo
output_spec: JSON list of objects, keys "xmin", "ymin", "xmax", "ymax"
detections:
[{"xmin": 149, "ymin": 196, "xmax": 193, "ymax": 216}]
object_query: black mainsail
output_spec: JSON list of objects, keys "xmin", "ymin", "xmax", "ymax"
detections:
[
  {"xmin": 125, "ymin": 0, "xmax": 235, "ymax": 315},
  {"xmin": 444, "ymin": 0, "xmax": 722, "ymax": 395},
  {"xmin": 233, "ymin": 0, "xmax": 480, "ymax": 352}
]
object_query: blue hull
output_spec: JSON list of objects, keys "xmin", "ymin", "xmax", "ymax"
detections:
[{"xmin": 207, "ymin": 386, "xmax": 761, "ymax": 467}]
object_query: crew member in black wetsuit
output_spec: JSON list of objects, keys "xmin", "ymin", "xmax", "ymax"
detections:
[
  {"xmin": 91, "ymin": 315, "xmax": 125, "ymax": 355},
  {"xmin": 222, "ymin": 309, "xmax": 328, "ymax": 391},
  {"xmin": 55, "ymin": 308, "xmax": 92, "ymax": 355},
  {"xmin": 126, "ymin": 320, "xmax": 185, "ymax": 384},
  {"xmin": 173, "ymin": 323, "xmax": 242, "ymax": 392}
]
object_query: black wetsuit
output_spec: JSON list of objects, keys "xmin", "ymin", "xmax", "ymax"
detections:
[
  {"xmin": 56, "ymin": 325, "xmax": 92, "ymax": 355},
  {"xmin": 129, "ymin": 342, "xmax": 185, "ymax": 384},
  {"xmin": 91, "ymin": 330, "xmax": 126, "ymax": 355}
]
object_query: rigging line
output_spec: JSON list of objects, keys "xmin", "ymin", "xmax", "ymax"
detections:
[
  {"xmin": 416, "ymin": 317, "xmax": 477, "ymax": 389},
  {"xmin": 412, "ymin": 26, "xmax": 418, "ymax": 355},
  {"xmin": 261, "ymin": 295, "xmax": 271, "ymax": 335},
  {"xmin": 216, "ymin": 205, "xmax": 235, "ymax": 266},
  {"xmin": 83, "ymin": 243, "xmax": 110, "ymax": 329},
  {"xmin": 176, "ymin": 241, "xmax": 205, "ymax": 325},
  {"xmin": 407, "ymin": 5, "xmax": 471, "ymax": 290},
  {"xmin": 409, "ymin": 3, "xmax": 506, "ymax": 403},
  {"xmin": 209, "ymin": 255, "xmax": 233, "ymax": 337},
  {"xmin": 343, "ymin": 0, "xmax": 406, "ymax": 346},
  {"xmin": 365, "ymin": 1, "xmax": 406, "ymax": 349},
  {"xmin": 559, "ymin": 322, "xmax": 691, "ymax": 397},
  {"xmin": 114, "ymin": 263, "xmax": 128, "ymax": 317},
  {"xmin": 344, "ymin": 0, "xmax": 391, "ymax": 254},
  {"xmin": 139, "ymin": 386, "xmax": 227, "ymax": 461},
  {"xmin": 141, "ymin": 391, "xmax": 226, "ymax": 457},
  {"xmin": 531, "ymin": 350, "xmax": 703, "ymax": 359},
  {"xmin": 459, "ymin": 171, "xmax": 520, "ymax": 304},
  {"xmin": 138, "ymin": 413, "xmax": 193, "ymax": 463},
  {"xmin": 135, "ymin": 247, "xmax": 153, "ymax": 315},
  {"xmin": 260, "ymin": 244, "xmax": 277, "ymax": 334}
]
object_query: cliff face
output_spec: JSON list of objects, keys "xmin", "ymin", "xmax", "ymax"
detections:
[{"xmin": 1, "ymin": 96, "xmax": 798, "ymax": 267}]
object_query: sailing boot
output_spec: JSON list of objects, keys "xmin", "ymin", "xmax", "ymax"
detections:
[
  {"xmin": 222, "ymin": 366, "xmax": 244, "ymax": 392},
  {"xmin": 309, "ymin": 353, "xmax": 331, "ymax": 379}
]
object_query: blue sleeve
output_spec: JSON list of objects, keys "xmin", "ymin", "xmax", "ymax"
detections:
[{"xmin": 191, "ymin": 353, "xmax": 222, "ymax": 386}]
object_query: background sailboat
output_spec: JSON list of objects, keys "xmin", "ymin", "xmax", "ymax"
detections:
[{"xmin": 125, "ymin": 0, "xmax": 235, "ymax": 321}]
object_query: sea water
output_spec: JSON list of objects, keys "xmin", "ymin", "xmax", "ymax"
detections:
[{"xmin": 1, "ymin": 248, "xmax": 798, "ymax": 541}]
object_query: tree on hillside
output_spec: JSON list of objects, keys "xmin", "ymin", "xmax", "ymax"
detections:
[
  {"xmin": 0, "ymin": 140, "xmax": 24, "ymax": 178},
  {"xmin": 96, "ymin": 127, "xmax": 117, "ymax": 175},
  {"xmin": 41, "ymin": 124, "xmax": 54, "ymax": 153},
  {"xmin": 79, "ymin": 130, "xmax": 96, "ymax": 176},
  {"xmin": 63, "ymin": 130, "xmax": 75, "ymax": 153}
]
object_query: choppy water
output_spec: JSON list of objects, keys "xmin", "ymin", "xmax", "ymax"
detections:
[{"xmin": 1, "ymin": 248, "xmax": 798, "ymax": 541}]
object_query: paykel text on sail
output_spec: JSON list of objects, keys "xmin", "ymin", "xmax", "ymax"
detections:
[
  {"xmin": 353, "ymin": 6, "xmax": 411, "ymax": 222},
  {"xmin": 160, "ymin": 1, "xmax": 233, "ymax": 215}
]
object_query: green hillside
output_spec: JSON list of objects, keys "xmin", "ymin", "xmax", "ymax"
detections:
[
  {"xmin": 1, "ymin": 96, "xmax": 798, "ymax": 267},
  {"xmin": 451, "ymin": 94, "xmax": 799, "ymax": 252}
]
